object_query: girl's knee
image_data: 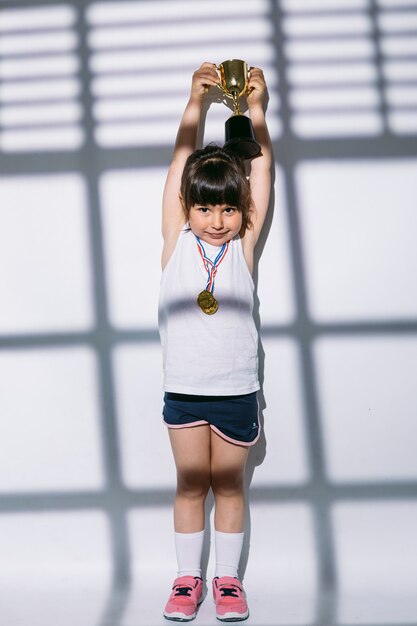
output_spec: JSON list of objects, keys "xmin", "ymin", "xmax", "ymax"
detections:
[
  {"xmin": 211, "ymin": 470, "xmax": 244, "ymax": 497},
  {"xmin": 177, "ymin": 468, "xmax": 211, "ymax": 499}
]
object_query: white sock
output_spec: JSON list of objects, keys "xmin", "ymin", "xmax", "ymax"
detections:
[
  {"xmin": 175, "ymin": 530, "xmax": 205, "ymax": 578},
  {"xmin": 214, "ymin": 530, "xmax": 244, "ymax": 578}
]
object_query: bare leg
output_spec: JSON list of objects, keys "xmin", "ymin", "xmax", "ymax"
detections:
[
  {"xmin": 168, "ymin": 425, "xmax": 211, "ymax": 532},
  {"xmin": 210, "ymin": 430, "xmax": 249, "ymax": 532}
]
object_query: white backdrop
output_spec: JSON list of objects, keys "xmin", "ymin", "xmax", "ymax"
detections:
[{"xmin": 0, "ymin": 1, "xmax": 417, "ymax": 625}]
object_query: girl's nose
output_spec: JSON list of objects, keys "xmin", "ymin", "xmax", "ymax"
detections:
[{"xmin": 212, "ymin": 212, "xmax": 223, "ymax": 229}]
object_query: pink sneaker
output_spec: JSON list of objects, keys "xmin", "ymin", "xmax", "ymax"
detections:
[
  {"xmin": 164, "ymin": 575, "xmax": 204, "ymax": 621},
  {"xmin": 212, "ymin": 576, "xmax": 249, "ymax": 622}
]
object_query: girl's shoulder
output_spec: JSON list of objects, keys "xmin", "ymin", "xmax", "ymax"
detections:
[
  {"xmin": 240, "ymin": 230, "xmax": 256, "ymax": 275},
  {"xmin": 161, "ymin": 223, "xmax": 190, "ymax": 270}
]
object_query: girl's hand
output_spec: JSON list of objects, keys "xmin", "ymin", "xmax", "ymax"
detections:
[
  {"xmin": 190, "ymin": 62, "xmax": 220, "ymax": 101},
  {"xmin": 247, "ymin": 67, "xmax": 268, "ymax": 111}
]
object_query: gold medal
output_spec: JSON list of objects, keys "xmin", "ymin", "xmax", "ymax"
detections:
[
  {"xmin": 195, "ymin": 238, "xmax": 230, "ymax": 315},
  {"xmin": 202, "ymin": 299, "xmax": 218, "ymax": 315},
  {"xmin": 197, "ymin": 290, "xmax": 218, "ymax": 314}
]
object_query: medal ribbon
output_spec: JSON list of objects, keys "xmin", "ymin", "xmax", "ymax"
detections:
[{"xmin": 196, "ymin": 236, "xmax": 230, "ymax": 294}]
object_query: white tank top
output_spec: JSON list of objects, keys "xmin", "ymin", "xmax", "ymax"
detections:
[{"xmin": 158, "ymin": 226, "xmax": 260, "ymax": 395}]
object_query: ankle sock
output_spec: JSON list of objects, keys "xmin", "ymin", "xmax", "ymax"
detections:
[
  {"xmin": 174, "ymin": 530, "xmax": 205, "ymax": 578},
  {"xmin": 214, "ymin": 530, "xmax": 244, "ymax": 578}
]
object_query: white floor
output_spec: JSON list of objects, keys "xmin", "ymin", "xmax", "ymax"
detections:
[
  {"xmin": 2, "ymin": 577, "xmax": 417, "ymax": 626},
  {"xmin": 2, "ymin": 503, "xmax": 417, "ymax": 626}
]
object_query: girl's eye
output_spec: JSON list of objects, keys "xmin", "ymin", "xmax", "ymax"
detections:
[
  {"xmin": 224, "ymin": 207, "xmax": 236, "ymax": 214},
  {"xmin": 198, "ymin": 207, "xmax": 209, "ymax": 213}
]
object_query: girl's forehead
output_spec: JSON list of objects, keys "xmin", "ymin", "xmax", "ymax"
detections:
[{"xmin": 191, "ymin": 203, "xmax": 237, "ymax": 209}]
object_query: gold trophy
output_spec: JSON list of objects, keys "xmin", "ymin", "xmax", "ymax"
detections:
[{"xmin": 217, "ymin": 59, "xmax": 261, "ymax": 159}]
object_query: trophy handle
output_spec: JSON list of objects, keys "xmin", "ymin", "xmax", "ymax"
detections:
[{"xmin": 215, "ymin": 65, "xmax": 234, "ymax": 99}]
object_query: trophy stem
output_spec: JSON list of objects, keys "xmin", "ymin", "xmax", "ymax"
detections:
[{"xmin": 232, "ymin": 93, "xmax": 241, "ymax": 116}]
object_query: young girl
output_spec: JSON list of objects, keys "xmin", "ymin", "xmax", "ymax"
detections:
[{"xmin": 159, "ymin": 61, "xmax": 272, "ymax": 622}]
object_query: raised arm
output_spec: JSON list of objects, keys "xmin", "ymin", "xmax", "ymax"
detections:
[
  {"xmin": 242, "ymin": 68, "xmax": 272, "ymax": 252},
  {"xmin": 161, "ymin": 62, "xmax": 219, "ymax": 246}
]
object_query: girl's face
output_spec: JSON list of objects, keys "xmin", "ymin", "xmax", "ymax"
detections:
[{"xmin": 188, "ymin": 204, "xmax": 243, "ymax": 246}]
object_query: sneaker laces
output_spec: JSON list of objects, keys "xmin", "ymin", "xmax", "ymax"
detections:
[
  {"xmin": 218, "ymin": 581, "xmax": 242, "ymax": 598},
  {"xmin": 220, "ymin": 586, "xmax": 239, "ymax": 598},
  {"xmin": 174, "ymin": 585, "xmax": 192, "ymax": 597}
]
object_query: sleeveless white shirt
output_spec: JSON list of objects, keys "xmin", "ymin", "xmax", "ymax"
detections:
[{"xmin": 158, "ymin": 226, "xmax": 260, "ymax": 395}]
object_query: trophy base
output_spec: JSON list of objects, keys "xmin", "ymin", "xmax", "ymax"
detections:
[{"xmin": 223, "ymin": 114, "xmax": 261, "ymax": 159}]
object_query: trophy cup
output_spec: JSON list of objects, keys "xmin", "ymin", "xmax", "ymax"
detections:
[{"xmin": 217, "ymin": 59, "xmax": 261, "ymax": 159}]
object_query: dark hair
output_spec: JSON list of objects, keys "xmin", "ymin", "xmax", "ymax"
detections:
[{"xmin": 180, "ymin": 144, "xmax": 253, "ymax": 233}]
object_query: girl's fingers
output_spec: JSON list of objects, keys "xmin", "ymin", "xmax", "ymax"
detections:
[
  {"xmin": 190, "ymin": 62, "xmax": 220, "ymax": 98},
  {"xmin": 249, "ymin": 71, "xmax": 264, "ymax": 81},
  {"xmin": 193, "ymin": 76, "xmax": 218, "ymax": 88},
  {"xmin": 199, "ymin": 78, "xmax": 219, "ymax": 89},
  {"xmin": 248, "ymin": 79, "xmax": 265, "ymax": 92},
  {"xmin": 249, "ymin": 69, "xmax": 265, "ymax": 81},
  {"xmin": 198, "ymin": 62, "xmax": 218, "ymax": 77},
  {"xmin": 248, "ymin": 73, "xmax": 266, "ymax": 88},
  {"xmin": 194, "ymin": 67, "xmax": 219, "ymax": 81}
]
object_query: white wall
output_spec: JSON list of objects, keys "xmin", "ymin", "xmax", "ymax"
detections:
[{"xmin": 1, "ymin": 1, "xmax": 417, "ymax": 625}]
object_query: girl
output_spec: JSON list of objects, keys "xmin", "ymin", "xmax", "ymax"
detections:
[{"xmin": 159, "ymin": 62, "xmax": 272, "ymax": 622}]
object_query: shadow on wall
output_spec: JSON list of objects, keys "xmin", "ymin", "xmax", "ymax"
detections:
[{"xmin": 1, "ymin": 1, "xmax": 417, "ymax": 626}]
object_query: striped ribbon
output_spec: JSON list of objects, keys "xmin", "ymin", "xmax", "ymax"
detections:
[{"xmin": 195, "ymin": 236, "xmax": 230, "ymax": 294}]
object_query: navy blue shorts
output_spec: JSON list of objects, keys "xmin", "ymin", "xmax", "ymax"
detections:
[{"xmin": 163, "ymin": 391, "xmax": 260, "ymax": 447}]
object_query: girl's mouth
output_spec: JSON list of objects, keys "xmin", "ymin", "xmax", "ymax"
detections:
[{"xmin": 207, "ymin": 232, "xmax": 227, "ymax": 238}]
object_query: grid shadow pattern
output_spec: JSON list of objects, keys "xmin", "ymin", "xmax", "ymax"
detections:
[{"xmin": 1, "ymin": 1, "xmax": 417, "ymax": 625}]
